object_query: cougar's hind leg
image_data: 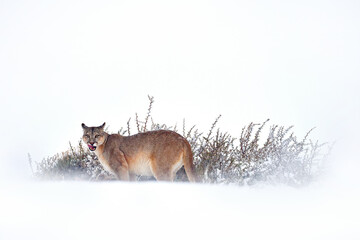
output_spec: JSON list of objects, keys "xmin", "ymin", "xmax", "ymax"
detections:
[{"xmin": 150, "ymin": 160, "xmax": 174, "ymax": 182}]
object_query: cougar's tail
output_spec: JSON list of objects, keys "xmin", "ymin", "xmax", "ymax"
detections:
[{"xmin": 183, "ymin": 140, "xmax": 197, "ymax": 182}]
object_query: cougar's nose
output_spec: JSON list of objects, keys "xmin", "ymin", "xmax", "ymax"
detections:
[{"xmin": 89, "ymin": 141, "xmax": 95, "ymax": 145}]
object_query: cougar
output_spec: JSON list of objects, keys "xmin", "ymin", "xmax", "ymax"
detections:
[{"xmin": 81, "ymin": 122, "xmax": 197, "ymax": 182}]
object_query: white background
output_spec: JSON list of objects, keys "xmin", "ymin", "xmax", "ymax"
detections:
[
  {"xmin": 1, "ymin": 0, "xmax": 359, "ymax": 177},
  {"xmin": 0, "ymin": 1, "xmax": 360, "ymax": 239}
]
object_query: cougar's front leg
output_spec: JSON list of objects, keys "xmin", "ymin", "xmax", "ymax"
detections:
[
  {"xmin": 129, "ymin": 173, "xmax": 137, "ymax": 181},
  {"xmin": 110, "ymin": 149, "xmax": 130, "ymax": 181}
]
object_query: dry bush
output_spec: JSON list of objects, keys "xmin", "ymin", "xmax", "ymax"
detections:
[
  {"xmin": 33, "ymin": 96, "xmax": 331, "ymax": 186},
  {"xmin": 35, "ymin": 141, "xmax": 113, "ymax": 181},
  {"xmin": 193, "ymin": 119, "xmax": 330, "ymax": 186}
]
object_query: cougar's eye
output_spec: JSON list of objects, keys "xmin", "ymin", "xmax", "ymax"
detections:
[
  {"xmin": 84, "ymin": 135, "xmax": 90, "ymax": 138},
  {"xmin": 95, "ymin": 135, "xmax": 100, "ymax": 138}
]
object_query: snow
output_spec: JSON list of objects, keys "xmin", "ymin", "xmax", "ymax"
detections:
[
  {"xmin": 0, "ymin": 0, "xmax": 359, "ymax": 239},
  {"xmin": 1, "ymin": 178, "xmax": 359, "ymax": 240}
]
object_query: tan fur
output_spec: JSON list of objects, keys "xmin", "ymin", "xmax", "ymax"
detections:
[{"xmin": 81, "ymin": 123, "xmax": 197, "ymax": 182}]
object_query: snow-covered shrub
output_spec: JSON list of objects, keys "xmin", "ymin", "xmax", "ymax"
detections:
[
  {"xmin": 33, "ymin": 96, "xmax": 330, "ymax": 186},
  {"xmin": 35, "ymin": 141, "xmax": 113, "ymax": 181},
  {"xmin": 192, "ymin": 119, "xmax": 330, "ymax": 186}
]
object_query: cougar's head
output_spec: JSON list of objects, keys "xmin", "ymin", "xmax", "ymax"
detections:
[{"xmin": 81, "ymin": 122, "xmax": 107, "ymax": 151}]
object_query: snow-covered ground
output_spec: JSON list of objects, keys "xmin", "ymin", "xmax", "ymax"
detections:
[
  {"xmin": 1, "ymin": 176, "xmax": 359, "ymax": 240},
  {"xmin": 3, "ymin": 138, "xmax": 359, "ymax": 240},
  {"xmin": 1, "ymin": 1, "xmax": 359, "ymax": 239}
]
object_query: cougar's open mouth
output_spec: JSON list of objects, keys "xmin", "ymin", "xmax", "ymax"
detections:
[{"xmin": 88, "ymin": 144, "xmax": 97, "ymax": 151}]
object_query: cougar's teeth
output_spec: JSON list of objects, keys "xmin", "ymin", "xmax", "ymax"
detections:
[{"xmin": 88, "ymin": 144, "xmax": 96, "ymax": 151}]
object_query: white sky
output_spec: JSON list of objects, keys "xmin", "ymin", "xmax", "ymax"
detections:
[{"xmin": 0, "ymin": 0, "xmax": 359, "ymax": 178}]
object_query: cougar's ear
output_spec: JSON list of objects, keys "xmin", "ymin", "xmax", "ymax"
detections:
[
  {"xmin": 81, "ymin": 123, "xmax": 88, "ymax": 130},
  {"xmin": 100, "ymin": 122, "xmax": 106, "ymax": 129}
]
